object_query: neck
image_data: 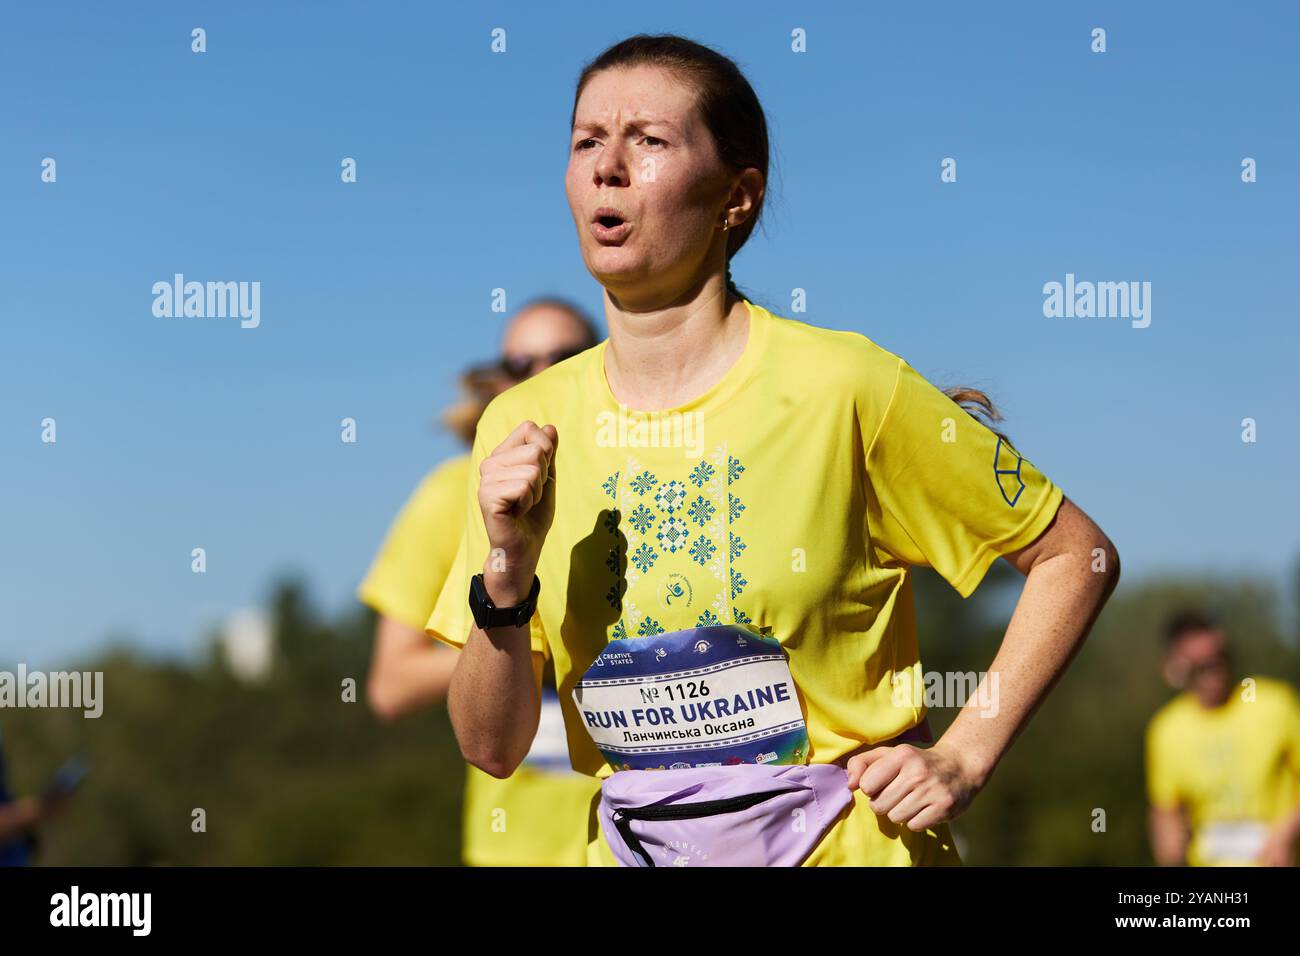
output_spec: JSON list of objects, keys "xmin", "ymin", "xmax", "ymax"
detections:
[
  {"xmin": 601, "ymin": 275, "xmax": 749, "ymax": 412},
  {"xmin": 1196, "ymin": 685, "xmax": 1234, "ymax": 709}
]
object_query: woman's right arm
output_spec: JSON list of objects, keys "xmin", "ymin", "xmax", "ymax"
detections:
[{"xmin": 447, "ymin": 420, "xmax": 558, "ymax": 778}]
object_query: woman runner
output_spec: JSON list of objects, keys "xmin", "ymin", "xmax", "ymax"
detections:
[{"xmin": 426, "ymin": 34, "xmax": 1120, "ymax": 866}]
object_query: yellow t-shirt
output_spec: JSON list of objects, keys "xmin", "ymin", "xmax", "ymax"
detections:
[
  {"xmin": 427, "ymin": 298, "xmax": 1065, "ymax": 866},
  {"xmin": 359, "ymin": 455, "xmax": 598, "ymax": 867},
  {"xmin": 1146, "ymin": 677, "xmax": 1300, "ymax": 866},
  {"xmin": 360, "ymin": 458, "xmax": 471, "ymax": 631}
]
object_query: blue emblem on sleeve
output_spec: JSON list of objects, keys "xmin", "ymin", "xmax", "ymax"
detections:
[{"xmin": 993, "ymin": 436, "xmax": 1026, "ymax": 507}]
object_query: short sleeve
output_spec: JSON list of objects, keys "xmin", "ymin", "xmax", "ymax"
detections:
[
  {"xmin": 1145, "ymin": 714, "xmax": 1182, "ymax": 810},
  {"xmin": 425, "ymin": 418, "xmax": 548, "ymax": 655},
  {"xmin": 357, "ymin": 457, "xmax": 469, "ymax": 630},
  {"xmin": 863, "ymin": 359, "xmax": 1064, "ymax": 598}
]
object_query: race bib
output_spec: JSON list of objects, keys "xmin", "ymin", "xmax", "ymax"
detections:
[
  {"xmin": 572, "ymin": 625, "xmax": 809, "ymax": 771},
  {"xmin": 1199, "ymin": 820, "xmax": 1268, "ymax": 864},
  {"xmin": 520, "ymin": 687, "xmax": 572, "ymax": 773}
]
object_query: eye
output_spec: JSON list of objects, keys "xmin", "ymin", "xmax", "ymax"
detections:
[
  {"xmin": 642, "ymin": 136, "xmax": 666, "ymax": 147},
  {"xmin": 574, "ymin": 138, "xmax": 598, "ymax": 151}
]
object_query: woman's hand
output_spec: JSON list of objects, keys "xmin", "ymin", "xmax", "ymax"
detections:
[
  {"xmin": 478, "ymin": 420, "xmax": 558, "ymax": 601},
  {"xmin": 845, "ymin": 741, "xmax": 983, "ymax": 832}
]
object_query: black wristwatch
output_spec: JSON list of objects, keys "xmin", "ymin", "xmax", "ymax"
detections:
[{"xmin": 468, "ymin": 573, "xmax": 541, "ymax": 630}]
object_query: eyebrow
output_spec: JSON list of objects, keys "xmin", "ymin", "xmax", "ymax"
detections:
[{"xmin": 572, "ymin": 118, "xmax": 680, "ymax": 136}]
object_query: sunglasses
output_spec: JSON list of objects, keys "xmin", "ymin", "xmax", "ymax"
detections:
[
  {"xmin": 499, "ymin": 346, "xmax": 585, "ymax": 379},
  {"xmin": 1186, "ymin": 654, "xmax": 1229, "ymax": 678}
]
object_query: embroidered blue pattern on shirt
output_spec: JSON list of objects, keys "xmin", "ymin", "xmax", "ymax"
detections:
[
  {"xmin": 629, "ymin": 503, "xmax": 655, "ymax": 534},
  {"xmin": 656, "ymin": 516, "xmax": 689, "ymax": 553},
  {"xmin": 689, "ymin": 535, "xmax": 716, "ymax": 566},
  {"xmin": 630, "ymin": 541, "xmax": 658, "ymax": 573},
  {"xmin": 655, "ymin": 480, "xmax": 688, "ymax": 513},
  {"xmin": 730, "ymin": 566, "xmax": 748, "ymax": 600},
  {"xmin": 687, "ymin": 494, "xmax": 715, "ymax": 527},
  {"xmin": 637, "ymin": 615, "xmax": 665, "ymax": 637},
  {"xmin": 630, "ymin": 470, "xmax": 658, "ymax": 496},
  {"xmin": 600, "ymin": 450, "xmax": 751, "ymax": 640},
  {"xmin": 601, "ymin": 471, "xmax": 620, "ymax": 499}
]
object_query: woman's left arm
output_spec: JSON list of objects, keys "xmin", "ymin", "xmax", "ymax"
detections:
[{"xmin": 848, "ymin": 496, "xmax": 1121, "ymax": 832}]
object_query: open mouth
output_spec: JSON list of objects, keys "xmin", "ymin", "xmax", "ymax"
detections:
[{"xmin": 591, "ymin": 209, "xmax": 631, "ymax": 242}]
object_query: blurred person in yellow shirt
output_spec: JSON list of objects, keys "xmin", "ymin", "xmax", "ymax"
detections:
[
  {"xmin": 1146, "ymin": 610, "xmax": 1300, "ymax": 866},
  {"xmin": 359, "ymin": 298, "xmax": 601, "ymax": 866}
]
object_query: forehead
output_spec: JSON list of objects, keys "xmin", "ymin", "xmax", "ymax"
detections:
[
  {"xmin": 1170, "ymin": 629, "xmax": 1224, "ymax": 657},
  {"xmin": 573, "ymin": 64, "xmax": 701, "ymax": 131},
  {"xmin": 502, "ymin": 307, "xmax": 589, "ymax": 351}
]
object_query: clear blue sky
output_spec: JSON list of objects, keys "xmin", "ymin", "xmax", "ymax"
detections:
[{"xmin": 3, "ymin": 1, "xmax": 1297, "ymax": 668}]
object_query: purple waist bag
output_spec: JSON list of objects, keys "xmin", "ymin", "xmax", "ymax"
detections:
[{"xmin": 597, "ymin": 762, "xmax": 853, "ymax": 867}]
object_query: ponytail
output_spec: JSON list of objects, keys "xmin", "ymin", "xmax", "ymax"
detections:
[{"xmin": 942, "ymin": 386, "xmax": 1013, "ymax": 447}]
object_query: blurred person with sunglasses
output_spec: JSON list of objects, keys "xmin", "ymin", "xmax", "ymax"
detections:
[
  {"xmin": 1146, "ymin": 610, "xmax": 1300, "ymax": 866},
  {"xmin": 358, "ymin": 297, "xmax": 600, "ymax": 866}
]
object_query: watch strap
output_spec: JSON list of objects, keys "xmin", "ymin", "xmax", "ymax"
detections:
[{"xmin": 469, "ymin": 573, "xmax": 540, "ymax": 630}]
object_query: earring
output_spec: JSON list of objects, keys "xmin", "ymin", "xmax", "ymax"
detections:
[{"xmin": 722, "ymin": 218, "xmax": 730, "ymax": 232}]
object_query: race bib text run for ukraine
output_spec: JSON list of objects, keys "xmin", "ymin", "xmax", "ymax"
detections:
[{"xmin": 572, "ymin": 625, "xmax": 809, "ymax": 771}]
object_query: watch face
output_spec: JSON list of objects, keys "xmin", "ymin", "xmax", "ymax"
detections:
[{"xmin": 468, "ymin": 573, "xmax": 538, "ymax": 630}]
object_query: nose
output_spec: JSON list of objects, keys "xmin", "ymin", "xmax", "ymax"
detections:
[{"xmin": 594, "ymin": 139, "xmax": 629, "ymax": 187}]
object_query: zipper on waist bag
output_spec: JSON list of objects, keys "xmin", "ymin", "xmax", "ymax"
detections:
[{"xmin": 611, "ymin": 788, "xmax": 791, "ymax": 867}]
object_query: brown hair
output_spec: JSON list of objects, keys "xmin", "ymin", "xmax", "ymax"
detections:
[
  {"xmin": 571, "ymin": 34, "xmax": 770, "ymax": 299},
  {"xmin": 440, "ymin": 363, "xmax": 512, "ymax": 446},
  {"xmin": 1163, "ymin": 609, "xmax": 1223, "ymax": 647},
  {"xmin": 943, "ymin": 386, "xmax": 1013, "ymax": 446}
]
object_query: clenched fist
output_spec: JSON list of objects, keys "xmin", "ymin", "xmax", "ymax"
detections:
[
  {"xmin": 846, "ymin": 741, "xmax": 981, "ymax": 833},
  {"xmin": 478, "ymin": 421, "xmax": 558, "ymax": 604}
]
